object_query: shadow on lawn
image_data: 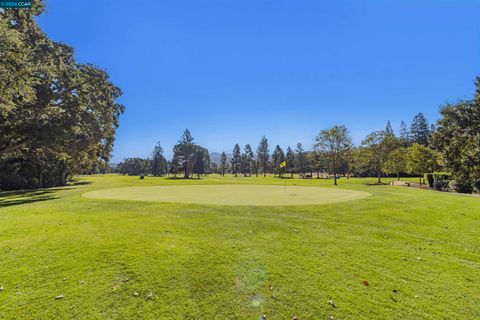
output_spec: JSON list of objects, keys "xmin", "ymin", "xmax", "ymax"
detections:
[
  {"xmin": 0, "ymin": 189, "xmax": 58, "ymax": 208},
  {"xmin": 69, "ymin": 180, "xmax": 92, "ymax": 186}
]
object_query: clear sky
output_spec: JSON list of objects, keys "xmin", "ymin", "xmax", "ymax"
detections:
[{"xmin": 37, "ymin": 0, "xmax": 480, "ymax": 161}]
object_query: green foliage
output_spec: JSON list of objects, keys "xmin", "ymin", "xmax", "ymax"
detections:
[
  {"xmin": 294, "ymin": 143, "xmax": 308, "ymax": 177},
  {"xmin": 271, "ymin": 145, "xmax": 285, "ymax": 177},
  {"xmin": 151, "ymin": 142, "xmax": 167, "ymax": 177},
  {"xmin": 256, "ymin": 136, "xmax": 269, "ymax": 177},
  {"xmin": 406, "ymin": 143, "xmax": 437, "ymax": 182},
  {"xmin": 433, "ymin": 178, "xmax": 450, "ymax": 192},
  {"xmin": 314, "ymin": 125, "xmax": 352, "ymax": 185},
  {"xmin": 410, "ymin": 113, "xmax": 431, "ymax": 146},
  {"xmin": 220, "ymin": 152, "xmax": 228, "ymax": 176},
  {"xmin": 307, "ymin": 151, "xmax": 327, "ymax": 178},
  {"xmin": 450, "ymin": 176, "xmax": 474, "ymax": 194},
  {"xmin": 432, "ymin": 80, "xmax": 480, "ymax": 193},
  {"xmin": 172, "ymin": 130, "xmax": 209, "ymax": 178},
  {"xmin": 118, "ymin": 158, "xmax": 151, "ymax": 176},
  {"xmin": 383, "ymin": 147, "xmax": 407, "ymax": 179},
  {"xmin": 359, "ymin": 130, "xmax": 399, "ymax": 183},
  {"xmin": 285, "ymin": 146, "xmax": 295, "ymax": 177},
  {"xmin": 231, "ymin": 144, "xmax": 241, "ymax": 177},
  {"xmin": 0, "ymin": 4, "xmax": 124, "ymax": 190},
  {"xmin": 399, "ymin": 120, "xmax": 410, "ymax": 144},
  {"xmin": 475, "ymin": 179, "xmax": 480, "ymax": 192},
  {"xmin": 240, "ymin": 144, "xmax": 254, "ymax": 177}
]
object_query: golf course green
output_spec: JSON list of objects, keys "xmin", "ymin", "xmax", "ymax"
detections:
[
  {"xmin": 83, "ymin": 184, "xmax": 371, "ymax": 205},
  {"xmin": 0, "ymin": 174, "xmax": 479, "ymax": 319}
]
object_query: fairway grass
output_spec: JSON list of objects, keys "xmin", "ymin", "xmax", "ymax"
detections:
[
  {"xmin": 82, "ymin": 184, "xmax": 371, "ymax": 205},
  {"xmin": 0, "ymin": 175, "xmax": 479, "ymax": 319}
]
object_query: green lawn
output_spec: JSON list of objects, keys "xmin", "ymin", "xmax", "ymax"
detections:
[
  {"xmin": 0, "ymin": 174, "xmax": 479, "ymax": 319},
  {"xmin": 82, "ymin": 184, "xmax": 370, "ymax": 206}
]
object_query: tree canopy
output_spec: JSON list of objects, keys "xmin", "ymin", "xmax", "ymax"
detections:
[{"xmin": 0, "ymin": 4, "xmax": 124, "ymax": 190}]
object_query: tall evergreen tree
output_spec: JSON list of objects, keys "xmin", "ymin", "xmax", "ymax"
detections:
[
  {"xmin": 399, "ymin": 120, "xmax": 410, "ymax": 145},
  {"xmin": 220, "ymin": 152, "xmax": 228, "ymax": 176},
  {"xmin": 192, "ymin": 149, "xmax": 205, "ymax": 179},
  {"xmin": 286, "ymin": 146, "xmax": 295, "ymax": 177},
  {"xmin": 272, "ymin": 145, "xmax": 285, "ymax": 177},
  {"xmin": 385, "ymin": 120, "xmax": 394, "ymax": 136},
  {"xmin": 151, "ymin": 142, "xmax": 166, "ymax": 176},
  {"xmin": 256, "ymin": 136, "xmax": 270, "ymax": 177},
  {"xmin": 410, "ymin": 113, "xmax": 430, "ymax": 146},
  {"xmin": 294, "ymin": 143, "xmax": 308, "ymax": 177},
  {"xmin": 231, "ymin": 144, "xmax": 241, "ymax": 177},
  {"xmin": 243, "ymin": 144, "xmax": 254, "ymax": 176},
  {"xmin": 173, "ymin": 129, "xmax": 196, "ymax": 178}
]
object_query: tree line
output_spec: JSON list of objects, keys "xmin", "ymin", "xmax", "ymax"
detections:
[
  {"xmin": 118, "ymin": 78, "xmax": 480, "ymax": 193},
  {"xmin": 0, "ymin": 3, "xmax": 124, "ymax": 190}
]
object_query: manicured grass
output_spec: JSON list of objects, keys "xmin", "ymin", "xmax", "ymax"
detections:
[
  {"xmin": 83, "ymin": 184, "xmax": 370, "ymax": 205},
  {"xmin": 0, "ymin": 174, "xmax": 479, "ymax": 319}
]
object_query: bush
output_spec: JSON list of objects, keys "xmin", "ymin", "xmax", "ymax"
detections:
[
  {"xmin": 475, "ymin": 179, "xmax": 480, "ymax": 192},
  {"xmin": 424, "ymin": 172, "xmax": 452, "ymax": 192},
  {"xmin": 450, "ymin": 177, "xmax": 474, "ymax": 194},
  {"xmin": 433, "ymin": 179, "xmax": 449, "ymax": 192}
]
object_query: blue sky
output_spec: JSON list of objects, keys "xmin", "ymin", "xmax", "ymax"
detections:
[{"xmin": 37, "ymin": 0, "xmax": 480, "ymax": 161}]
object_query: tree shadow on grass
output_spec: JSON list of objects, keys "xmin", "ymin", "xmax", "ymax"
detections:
[
  {"xmin": 0, "ymin": 189, "xmax": 58, "ymax": 208},
  {"xmin": 166, "ymin": 176, "xmax": 196, "ymax": 180},
  {"xmin": 70, "ymin": 180, "xmax": 92, "ymax": 186}
]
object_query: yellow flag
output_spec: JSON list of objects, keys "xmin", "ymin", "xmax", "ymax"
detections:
[{"xmin": 279, "ymin": 161, "xmax": 286, "ymax": 168}]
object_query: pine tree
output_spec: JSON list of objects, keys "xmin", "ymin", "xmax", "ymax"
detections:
[
  {"xmin": 399, "ymin": 120, "xmax": 410, "ymax": 144},
  {"xmin": 256, "ymin": 136, "xmax": 270, "ymax": 177},
  {"xmin": 243, "ymin": 144, "xmax": 254, "ymax": 176},
  {"xmin": 231, "ymin": 144, "xmax": 241, "ymax": 177},
  {"xmin": 410, "ymin": 113, "xmax": 430, "ymax": 146},
  {"xmin": 180, "ymin": 129, "xmax": 194, "ymax": 144},
  {"xmin": 272, "ymin": 145, "xmax": 285, "ymax": 177},
  {"xmin": 294, "ymin": 143, "xmax": 308, "ymax": 177},
  {"xmin": 173, "ymin": 129, "xmax": 196, "ymax": 178},
  {"xmin": 385, "ymin": 120, "xmax": 394, "ymax": 136},
  {"xmin": 151, "ymin": 142, "xmax": 166, "ymax": 176},
  {"xmin": 220, "ymin": 152, "xmax": 227, "ymax": 176},
  {"xmin": 286, "ymin": 146, "xmax": 295, "ymax": 178}
]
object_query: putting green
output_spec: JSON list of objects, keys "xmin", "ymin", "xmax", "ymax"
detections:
[{"xmin": 82, "ymin": 184, "xmax": 371, "ymax": 205}]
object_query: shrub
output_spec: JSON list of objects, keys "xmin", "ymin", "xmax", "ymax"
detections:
[
  {"xmin": 475, "ymin": 179, "xmax": 480, "ymax": 193},
  {"xmin": 450, "ymin": 176, "xmax": 474, "ymax": 194},
  {"xmin": 433, "ymin": 179, "xmax": 449, "ymax": 192}
]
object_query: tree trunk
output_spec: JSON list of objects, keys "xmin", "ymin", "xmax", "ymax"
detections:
[
  {"xmin": 184, "ymin": 162, "xmax": 189, "ymax": 178},
  {"xmin": 377, "ymin": 171, "xmax": 381, "ymax": 184},
  {"xmin": 397, "ymin": 173, "xmax": 400, "ymax": 180},
  {"xmin": 60, "ymin": 170, "xmax": 67, "ymax": 186},
  {"xmin": 334, "ymin": 170, "xmax": 337, "ymax": 185}
]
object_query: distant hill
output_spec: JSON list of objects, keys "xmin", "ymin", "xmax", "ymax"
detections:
[{"xmin": 210, "ymin": 152, "xmax": 232, "ymax": 164}]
